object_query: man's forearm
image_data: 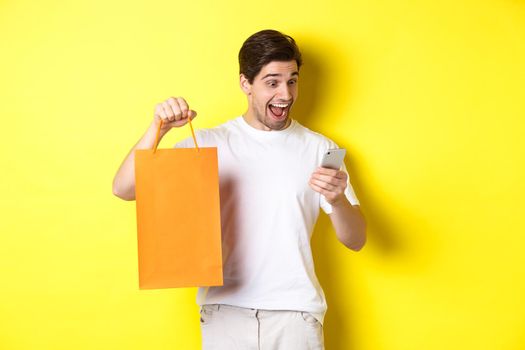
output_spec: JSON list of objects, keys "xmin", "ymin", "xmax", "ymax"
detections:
[
  {"xmin": 329, "ymin": 199, "xmax": 367, "ymax": 251},
  {"xmin": 112, "ymin": 121, "xmax": 167, "ymax": 200}
]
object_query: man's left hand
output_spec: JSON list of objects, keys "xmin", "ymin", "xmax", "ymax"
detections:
[{"xmin": 309, "ymin": 167, "xmax": 348, "ymax": 207}]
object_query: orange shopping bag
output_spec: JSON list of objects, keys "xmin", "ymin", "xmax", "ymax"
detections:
[{"xmin": 134, "ymin": 119, "xmax": 223, "ymax": 289}]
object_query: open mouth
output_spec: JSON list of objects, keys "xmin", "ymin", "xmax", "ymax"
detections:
[{"xmin": 268, "ymin": 102, "xmax": 291, "ymax": 120}]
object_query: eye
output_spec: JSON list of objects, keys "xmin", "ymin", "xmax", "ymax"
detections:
[
  {"xmin": 267, "ymin": 80, "xmax": 277, "ymax": 87},
  {"xmin": 288, "ymin": 79, "xmax": 297, "ymax": 85}
]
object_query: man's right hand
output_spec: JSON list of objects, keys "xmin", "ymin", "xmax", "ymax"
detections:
[
  {"xmin": 113, "ymin": 96, "xmax": 198, "ymax": 200},
  {"xmin": 154, "ymin": 96, "xmax": 197, "ymax": 133}
]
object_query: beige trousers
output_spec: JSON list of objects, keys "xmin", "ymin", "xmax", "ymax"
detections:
[{"xmin": 199, "ymin": 304, "xmax": 324, "ymax": 350}]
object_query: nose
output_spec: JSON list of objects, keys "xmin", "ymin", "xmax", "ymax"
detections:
[{"xmin": 278, "ymin": 84, "xmax": 293, "ymax": 101}]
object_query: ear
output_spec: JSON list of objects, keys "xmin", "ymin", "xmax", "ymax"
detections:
[{"xmin": 239, "ymin": 74, "xmax": 252, "ymax": 95}]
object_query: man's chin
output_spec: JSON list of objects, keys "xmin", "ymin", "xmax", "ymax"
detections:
[
  {"xmin": 265, "ymin": 117, "xmax": 290, "ymax": 131},
  {"xmin": 267, "ymin": 110, "xmax": 292, "ymax": 129}
]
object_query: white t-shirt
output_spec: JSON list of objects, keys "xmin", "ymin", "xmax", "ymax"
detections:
[{"xmin": 174, "ymin": 116, "xmax": 360, "ymax": 325}]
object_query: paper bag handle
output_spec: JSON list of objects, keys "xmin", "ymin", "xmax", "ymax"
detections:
[{"xmin": 153, "ymin": 117, "xmax": 200, "ymax": 153}]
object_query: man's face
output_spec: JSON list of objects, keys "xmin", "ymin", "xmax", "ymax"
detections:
[{"xmin": 241, "ymin": 60, "xmax": 299, "ymax": 131}]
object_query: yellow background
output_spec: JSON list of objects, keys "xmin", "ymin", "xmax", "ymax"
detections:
[{"xmin": 1, "ymin": 0, "xmax": 524, "ymax": 349}]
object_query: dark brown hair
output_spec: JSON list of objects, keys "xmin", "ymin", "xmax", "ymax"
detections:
[{"xmin": 239, "ymin": 29, "xmax": 302, "ymax": 84}]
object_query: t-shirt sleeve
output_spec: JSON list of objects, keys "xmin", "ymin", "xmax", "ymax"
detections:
[
  {"xmin": 173, "ymin": 129, "xmax": 210, "ymax": 148},
  {"xmin": 173, "ymin": 129, "xmax": 209, "ymax": 149},
  {"xmin": 320, "ymin": 156, "xmax": 360, "ymax": 214},
  {"xmin": 173, "ymin": 136, "xmax": 197, "ymax": 149}
]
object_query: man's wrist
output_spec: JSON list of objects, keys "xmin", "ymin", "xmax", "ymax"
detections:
[
  {"xmin": 330, "ymin": 195, "xmax": 350, "ymax": 209},
  {"xmin": 148, "ymin": 120, "xmax": 169, "ymax": 139}
]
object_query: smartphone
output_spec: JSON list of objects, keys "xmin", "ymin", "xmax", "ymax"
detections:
[{"xmin": 321, "ymin": 148, "xmax": 346, "ymax": 170}]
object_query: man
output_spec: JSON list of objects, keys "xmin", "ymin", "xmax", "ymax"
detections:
[{"xmin": 113, "ymin": 29, "xmax": 366, "ymax": 350}]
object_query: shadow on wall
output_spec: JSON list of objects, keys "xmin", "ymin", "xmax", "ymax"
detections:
[{"xmin": 294, "ymin": 40, "xmax": 409, "ymax": 350}]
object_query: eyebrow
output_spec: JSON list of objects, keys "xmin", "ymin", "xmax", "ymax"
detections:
[{"xmin": 261, "ymin": 72, "xmax": 299, "ymax": 80}]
